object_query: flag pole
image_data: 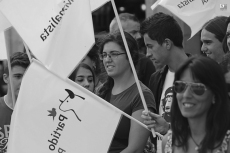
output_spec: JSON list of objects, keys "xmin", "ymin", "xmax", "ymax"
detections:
[
  {"xmin": 4, "ymin": 29, "xmax": 16, "ymax": 108},
  {"xmin": 110, "ymin": 0, "xmax": 156, "ymax": 137},
  {"xmin": 23, "ymin": 41, "xmax": 32, "ymax": 63}
]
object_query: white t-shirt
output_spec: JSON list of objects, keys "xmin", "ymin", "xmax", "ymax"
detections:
[{"xmin": 157, "ymin": 70, "xmax": 174, "ymax": 153}]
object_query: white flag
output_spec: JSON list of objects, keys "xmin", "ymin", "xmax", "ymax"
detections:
[
  {"xmin": 151, "ymin": 0, "xmax": 230, "ymax": 38},
  {"xmin": 0, "ymin": 0, "xmax": 95, "ymax": 78},
  {"xmin": 90, "ymin": 0, "xmax": 110, "ymax": 11},
  {"xmin": 0, "ymin": 11, "xmax": 11, "ymax": 32},
  {"xmin": 7, "ymin": 60, "xmax": 122, "ymax": 153},
  {"xmin": 0, "ymin": 32, "xmax": 7, "ymax": 60}
]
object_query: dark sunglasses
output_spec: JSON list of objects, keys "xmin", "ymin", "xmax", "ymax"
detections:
[{"xmin": 173, "ymin": 81, "xmax": 207, "ymax": 96}]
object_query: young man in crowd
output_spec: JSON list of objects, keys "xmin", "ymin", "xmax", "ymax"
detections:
[
  {"xmin": 140, "ymin": 12, "xmax": 188, "ymax": 153},
  {"xmin": 109, "ymin": 13, "xmax": 157, "ymax": 86},
  {"xmin": 0, "ymin": 52, "xmax": 30, "ymax": 152}
]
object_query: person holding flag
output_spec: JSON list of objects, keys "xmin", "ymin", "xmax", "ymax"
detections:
[
  {"xmin": 98, "ymin": 31, "xmax": 156, "ymax": 153},
  {"xmin": 0, "ymin": 52, "xmax": 30, "ymax": 152},
  {"xmin": 140, "ymin": 12, "xmax": 188, "ymax": 153}
]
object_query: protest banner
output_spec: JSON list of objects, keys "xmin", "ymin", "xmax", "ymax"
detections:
[
  {"xmin": 7, "ymin": 60, "xmax": 124, "ymax": 153},
  {"xmin": 151, "ymin": 0, "xmax": 230, "ymax": 38},
  {"xmin": 0, "ymin": 12, "xmax": 11, "ymax": 33},
  {"xmin": 0, "ymin": 0, "xmax": 95, "ymax": 79}
]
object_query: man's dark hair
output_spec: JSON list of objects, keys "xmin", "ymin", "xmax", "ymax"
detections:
[
  {"xmin": 4, "ymin": 52, "xmax": 30, "ymax": 75},
  {"xmin": 140, "ymin": 12, "xmax": 183, "ymax": 48}
]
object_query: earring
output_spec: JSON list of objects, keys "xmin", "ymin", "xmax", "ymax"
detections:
[{"xmin": 212, "ymin": 96, "xmax": 216, "ymax": 104}]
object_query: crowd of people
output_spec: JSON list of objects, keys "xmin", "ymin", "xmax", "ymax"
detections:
[{"xmin": 0, "ymin": 10, "xmax": 230, "ymax": 153}]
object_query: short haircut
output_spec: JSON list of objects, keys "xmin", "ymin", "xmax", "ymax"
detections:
[
  {"xmin": 4, "ymin": 52, "xmax": 30, "ymax": 75},
  {"xmin": 140, "ymin": 12, "xmax": 183, "ymax": 48},
  {"xmin": 202, "ymin": 16, "xmax": 228, "ymax": 42},
  {"xmin": 110, "ymin": 13, "xmax": 139, "ymax": 32},
  {"xmin": 171, "ymin": 55, "xmax": 230, "ymax": 152}
]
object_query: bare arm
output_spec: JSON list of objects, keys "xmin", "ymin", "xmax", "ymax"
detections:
[
  {"xmin": 121, "ymin": 109, "xmax": 150, "ymax": 153},
  {"xmin": 162, "ymin": 132, "xmax": 170, "ymax": 153}
]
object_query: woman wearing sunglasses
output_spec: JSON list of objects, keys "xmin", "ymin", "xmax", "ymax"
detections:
[
  {"xmin": 97, "ymin": 31, "xmax": 156, "ymax": 153},
  {"xmin": 161, "ymin": 56, "xmax": 230, "ymax": 153}
]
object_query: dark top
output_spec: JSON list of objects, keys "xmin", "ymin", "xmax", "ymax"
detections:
[
  {"xmin": 0, "ymin": 96, "xmax": 13, "ymax": 153},
  {"xmin": 148, "ymin": 66, "xmax": 169, "ymax": 114},
  {"xmin": 137, "ymin": 53, "xmax": 156, "ymax": 87},
  {"xmin": 105, "ymin": 82, "xmax": 156, "ymax": 153}
]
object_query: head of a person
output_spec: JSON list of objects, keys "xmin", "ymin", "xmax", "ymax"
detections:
[
  {"xmin": 69, "ymin": 63, "xmax": 95, "ymax": 92},
  {"xmin": 171, "ymin": 55, "xmax": 230, "ymax": 152},
  {"xmin": 3, "ymin": 52, "xmax": 30, "ymax": 99},
  {"xmin": 109, "ymin": 13, "xmax": 141, "ymax": 40},
  {"xmin": 99, "ymin": 31, "xmax": 139, "ymax": 79},
  {"xmin": 201, "ymin": 16, "xmax": 228, "ymax": 63},
  {"xmin": 140, "ymin": 12, "xmax": 183, "ymax": 66},
  {"xmin": 223, "ymin": 16, "xmax": 230, "ymax": 53}
]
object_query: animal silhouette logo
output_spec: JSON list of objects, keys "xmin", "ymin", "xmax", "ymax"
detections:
[{"xmin": 59, "ymin": 89, "xmax": 85, "ymax": 121}]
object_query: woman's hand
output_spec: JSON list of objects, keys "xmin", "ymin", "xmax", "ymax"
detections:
[{"xmin": 141, "ymin": 110, "xmax": 170, "ymax": 135}]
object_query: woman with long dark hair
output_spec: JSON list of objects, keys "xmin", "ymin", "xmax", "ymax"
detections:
[
  {"xmin": 98, "ymin": 31, "xmax": 156, "ymax": 153},
  {"xmin": 162, "ymin": 56, "xmax": 230, "ymax": 152}
]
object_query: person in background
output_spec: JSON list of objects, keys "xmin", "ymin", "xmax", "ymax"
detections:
[
  {"xmin": 201, "ymin": 16, "xmax": 228, "ymax": 63},
  {"xmin": 69, "ymin": 63, "xmax": 95, "ymax": 93},
  {"xmin": 109, "ymin": 13, "xmax": 156, "ymax": 86},
  {"xmin": 162, "ymin": 56, "xmax": 230, "ymax": 152},
  {"xmin": 98, "ymin": 31, "xmax": 156, "ymax": 153},
  {"xmin": 140, "ymin": 12, "xmax": 188, "ymax": 153},
  {"xmin": 81, "ymin": 44, "xmax": 101, "ymax": 87},
  {"xmin": 0, "ymin": 52, "xmax": 30, "ymax": 152}
]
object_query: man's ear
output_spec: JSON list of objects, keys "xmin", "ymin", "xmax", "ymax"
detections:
[
  {"xmin": 164, "ymin": 38, "xmax": 173, "ymax": 50},
  {"xmin": 3, "ymin": 73, "xmax": 9, "ymax": 84}
]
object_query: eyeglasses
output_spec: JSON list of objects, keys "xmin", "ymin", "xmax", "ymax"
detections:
[
  {"xmin": 99, "ymin": 51, "xmax": 126, "ymax": 60},
  {"xmin": 173, "ymin": 81, "xmax": 207, "ymax": 96}
]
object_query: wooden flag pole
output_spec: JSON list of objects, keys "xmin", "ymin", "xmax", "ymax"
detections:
[
  {"xmin": 4, "ymin": 30, "xmax": 16, "ymax": 108},
  {"xmin": 110, "ymin": 0, "xmax": 156, "ymax": 137}
]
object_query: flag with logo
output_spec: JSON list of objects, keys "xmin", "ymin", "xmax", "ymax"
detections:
[
  {"xmin": 151, "ymin": 0, "xmax": 230, "ymax": 38},
  {"xmin": 7, "ymin": 60, "xmax": 123, "ymax": 153},
  {"xmin": 0, "ymin": 0, "xmax": 95, "ymax": 78}
]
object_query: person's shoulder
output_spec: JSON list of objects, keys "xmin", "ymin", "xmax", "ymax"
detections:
[
  {"xmin": 0, "ymin": 97, "xmax": 4, "ymax": 105},
  {"xmin": 139, "ymin": 81, "xmax": 152, "ymax": 93},
  {"xmin": 150, "ymin": 66, "xmax": 168, "ymax": 81}
]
